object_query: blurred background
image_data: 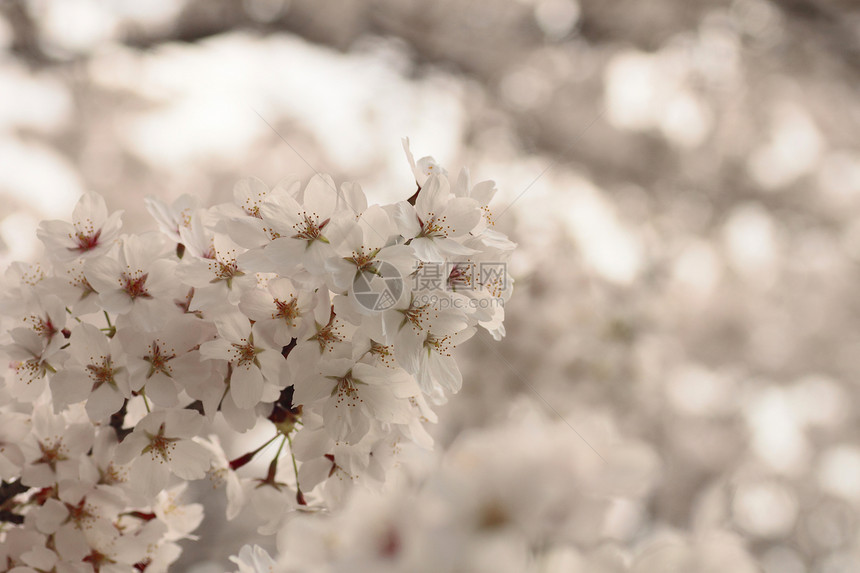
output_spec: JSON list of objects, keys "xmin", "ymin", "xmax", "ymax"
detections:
[{"xmin": 3, "ymin": 0, "xmax": 860, "ymax": 571}]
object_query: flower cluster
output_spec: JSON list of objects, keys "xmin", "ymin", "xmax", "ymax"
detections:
[
  {"xmin": 0, "ymin": 141, "xmax": 514, "ymax": 571},
  {"xmin": 233, "ymin": 409, "xmax": 758, "ymax": 573}
]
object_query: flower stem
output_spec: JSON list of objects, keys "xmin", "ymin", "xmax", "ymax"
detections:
[
  {"xmin": 65, "ymin": 307, "xmax": 82, "ymax": 323},
  {"xmin": 228, "ymin": 434, "xmax": 280, "ymax": 471},
  {"xmin": 264, "ymin": 435, "xmax": 288, "ymax": 483},
  {"xmin": 102, "ymin": 311, "xmax": 116, "ymax": 338},
  {"xmin": 287, "ymin": 434, "xmax": 306, "ymax": 505}
]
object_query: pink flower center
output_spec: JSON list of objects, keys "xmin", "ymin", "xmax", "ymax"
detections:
[
  {"xmin": 311, "ymin": 321, "xmax": 343, "ymax": 353},
  {"xmin": 447, "ymin": 264, "xmax": 474, "ymax": 290},
  {"xmin": 400, "ymin": 300, "xmax": 431, "ymax": 331},
  {"xmin": 144, "ymin": 342, "xmax": 176, "ymax": 378},
  {"xmin": 274, "ymin": 298, "xmax": 299, "ymax": 324},
  {"xmin": 71, "ymin": 229, "xmax": 102, "ymax": 253},
  {"xmin": 418, "ymin": 212, "xmax": 452, "ymax": 238},
  {"xmin": 424, "ymin": 333, "xmax": 453, "ymax": 356},
  {"xmin": 232, "ymin": 341, "xmax": 260, "ymax": 366},
  {"xmin": 142, "ymin": 423, "xmax": 179, "ymax": 462},
  {"xmin": 36, "ymin": 440, "xmax": 67, "ymax": 471},
  {"xmin": 291, "ymin": 214, "xmax": 329, "ymax": 242},
  {"xmin": 86, "ymin": 356, "xmax": 118, "ymax": 390},
  {"xmin": 122, "ymin": 273, "xmax": 151, "ymax": 299}
]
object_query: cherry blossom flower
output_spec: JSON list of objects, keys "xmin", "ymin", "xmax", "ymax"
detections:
[
  {"xmin": 56, "ymin": 258, "xmax": 101, "ymax": 315},
  {"xmin": 37, "ymin": 192, "xmax": 123, "ymax": 263},
  {"xmin": 396, "ymin": 325, "xmax": 476, "ymax": 396},
  {"xmin": 20, "ymin": 294, "xmax": 67, "ymax": 354},
  {"xmin": 144, "ymin": 193, "xmax": 198, "ymax": 244},
  {"xmin": 81, "ymin": 517, "xmax": 167, "ymax": 573},
  {"xmin": 293, "ymin": 358, "xmax": 416, "ymax": 444},
  {"xmin": 49, "ymin": 323, "xmax": 130, "ymax": 422},
  {"xmin": 118, "ymin": 316, "xmax": 215, "ymax": 408},
  {"xmin": 230, "ymin": 544, "xmax": 277, "ymax": 573},
  {"xmin": 178, "ymin": 231, "xmax": 253, "ymax": 307},
  {"xmin": 4, "ymin": 327, "xmax": 64, "ymax": 403},
  {"xmin": 20, "ymin": 408, "xmax": 94, "ymax": 488},
  {"xmin": 293, "ymin": 424, "xmax": 390, "ymax": 508},
  {"xmin": 361, "ymin": 291, "xmax": 470, "ymax": 350},
  {"xmin": 451, "ymin": 167, "xmax": 517, "ymax": 251},
  {"xmin": 219, "ymin": 177, "xmax": 291, "ymax": 250},
  {"xmin": 351, "ymin": 331, "xmax": 398, "ymax": 369},
  {"xmin": 0, "ymin": 261, "xmax": 51, "ymax": 322},
  {"xmin": 153, "ymin": 483, "xmax": 204, "ymax": 542},
  {"xmin": 394, "ymin": 173, "xmax": 481, "ymax": 262},
  {"xmin": 33, "ymin": 479, "xmax": 121, "ymax": 546},
  {"xmin": 250, "ymin": 479, "xmax": 298, "ymax": 536},
  {"xmin": 285, "ymin": 303, "xmax": 357, "ymax": 373},
  {"xmin": 238, "ymin": 277, "xmax": 316, "ymax": 347},
  {"xmin": 84, "ymin": 234, "xmax": 177, "ymax": 327},
  {"xmin": 441, "ymin": 256, "xmax": 512, "ymax": 341},
  {"xmin": 78, "ymin": 427, "xmax": 130, "ymax": 497},
  {"xmin": 115, "ymin": 409, "xmax": 213, "ymax": 499},
  {"xmin": 199, "ymin": 312, "xmax": 285, "ymax": 411},
  {"xmin": 402, "ymin": 137, "xmax": 448, "ymax": 188},
  {"xmin": 325, "ymin": 205, "xmax": 399, "ymax": 289},
  {"xmin": 197, "ymin": 434, "xmax": 246, "ymax": 520},
  {"xmin": 0, "ymin": 411, "xmax": 30, "ymax": 480},
  {"xmin": 250, "ymin": 174, "xmax": 351, "ymax": 275},
  {"xmin": 325, "ymin": 205, "xmax": 416, "ymax": 315},
  {"xmin": 0, "ymin": 529, "xmax": 47, "ymax": 572}
]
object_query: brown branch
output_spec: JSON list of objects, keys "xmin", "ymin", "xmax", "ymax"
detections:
[
  {"xmin": 0, "ymin": 480, "xmax": 28, "ymax": 524},
  {"xmin": 184, "ymin": 400, "xmax": 205, "ymax": 414},
  {"xmin": 0, "ymin": 479, "xmax": 27, "ymax": 506},
  {"xmin": 406, "ymin": 183, "xmax": 421, "ymax": 206},
  {"xmin": 0, "ymin": 510, "xmax": 24, "ymax": 524},
  {"xmin": 109, "ymin": 400, "xmax": 132, "ymax": 442}
]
